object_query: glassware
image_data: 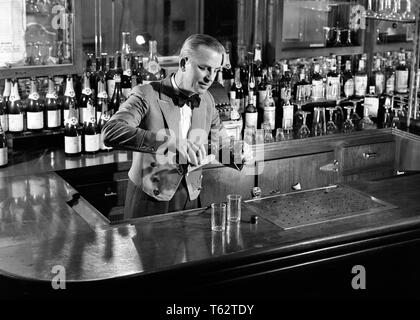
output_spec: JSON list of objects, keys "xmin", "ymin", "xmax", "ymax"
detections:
[
  {"xmin": 293, "ymin": 101, "xmax": 304, "ymax": 136},
  {"xmin": 382, "ymin": 105, "xmax": 392, "ymax": 128},
  {"xmin": 360, "ymin": 105, "xmax": 376, "ymax": 130},
  {"xmin": 333, "ymin": 101, "xmax": 345, "ymax": 133},
  {"xmin": 312, "ymin": 107, "xmax": 326, "ymax": 136},
  {"xmin": 283, "ymin": 127, "xmax": 293, "ymax": 140},
  {"xmin": 343, "ymin": 106, "xmax": 355, "ymax": 133},
  {"xmin": 275, "ymin": 128, "xmax": 285, "ymax": 141},
  {"xmin": 349, "ymin": 99, "xmax": 362, "ymax": 130},
  {"xmin": 365, "ymin": 0, "xmax": 377, "ymax": 18},
  {"xmin": 262, "ymin": 122, "xmax": 274, "ymax": 143},
  {"xmin": 323, "ymin": 27, "xmax": 332, "ymax": 47},
  {"xmin": 389, "ymin": 0, "xmax": 402, "ymax": 21},
  {"xmin": 297, "ymin": 111, "xmax": 311, "ymax": 139},
  {"xmin": 326, "ymin": 107, "xmax": 338, "ymax": 135}
]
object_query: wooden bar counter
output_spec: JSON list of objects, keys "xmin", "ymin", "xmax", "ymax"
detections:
[{"xmin": 1, "ymin": 128, "xmax": 420, "ymax": 300}]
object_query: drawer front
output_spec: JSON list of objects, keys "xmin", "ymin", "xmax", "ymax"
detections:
[
  {"xmin": 342, "ymin": 142, "xmax": 395, "ymax": 175},
  {"xmin": 258, "ymin": 152, "xmax": 339, "ymax": 195}
]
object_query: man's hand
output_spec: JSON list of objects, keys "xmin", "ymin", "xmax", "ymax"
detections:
[
  {"xmin": 241, "ymin": 141, "xmax": 255, "ymax": 166},
  {"xmin": 176, "ymin": 138, "xmax": 207, "ymax": 166}
]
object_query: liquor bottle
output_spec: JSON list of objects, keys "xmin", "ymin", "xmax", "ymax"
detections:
[
  {"xmin": 7, "ymin": 79, "xmax": 24, "ymax": 133},
  {"xmin": 109, "ymin": 74, "xmax": 125, "ymax": 115},
  {"xmin": 311, "ymin": 63, "xmax": 324, "ymax": 100},
  {"xmin": 233, "ymin": 68, "xmax": 245, "ymax": 114},
  {"xmin": 96, "ymin": 78, "xmax": 108, "ymax": 124},
  {"xmin": 64, "ymin": 99, "xmax": 81, "ymax": 157},
  {"xmin": 247, "ymin": 54, "xmax": 257, "ymax": 100},
  {"xmin": 0, "ymin": 78, "xmax": 11, "ymax": 132},
  {"xmin": 395, "ymin": 51, "xmax": 409, "ymax": 94},
  {"xmin": 289, "ymin": 65, "xmax": 300, "ymax": 100},
  {"xmin": 86, "ymin": 53, "xmax": 96, "ymax": 96},
  {"xmin": 373, "ymin": 57, "xmax": 385, "ymax": 95},
  {"xmin": 27, "ymin": 77, "xmax": 44, "ymax": 131},
  {"xmin": 262, "ymin": 85, "xmax": 276, "ymax": 130},
  {"xmin": 364, "ymin": 86, "xmax": 379, "ymax": 123},
  {"xmin": 98, "ymin": 92, "xmax": 113, "ymax": 152},
  {"xmin": 326, "ymin": 57, "xmax": 340, "ymax": 100},
  {"xmin": 385, "ymin": 55, "xmax": 395, "ymax": 94},
  {"xmin": 244, "ymin": 92, "xmax": 258, "ymax": 130},
  {"xmin": 354, "ymin": 58, "xmax": 368, "ymax": 97},
  {"xmin": 229, "ymin": 91, "xmax": 240, "ymax": 121},
  {"xmin": 144, "ymin": 40, "xmax": 164, "ymax": 83},
  {"xmin": 106, "ymin": 55, "xmax": 116, "ymax": 98},
  {"xmin": 45, "ymin": 77, "xmax": 61, "ymax": 130},
  {"xmin": 253, "ymin": 43, "xmax": 263, "ymax": 84},
  {"xmin": 121, "ymin": 52, "xmax": 132, "ymax": 98},
  {"xmin": 257, "ymin": 69, "xmax": 268, "ymax": 109},
  {"xmin": 79, "ymin": 72, "xmax": 93, "ymax": 125},
  {"xmin": 121, "ymin": 32, "xmax": 131, "ymax": 61},
  {"xmin": 294, "ymin": 69, "xmax": 310, "ymax": 101},
  {"xmin": 0, "ymin": 119, "xmax": 7, "ymax": 167},
  {"xmin": 82, "ymin": 98, "xmax": 100, "ymax": 154},
  {"xmin": 279, "ymin": 65, "xmax": 292, "ymax": 103},
  {"xmin": 237, "ymin": 44, "xmax": 248, "ymax": 93},
  {"xmin": 222, "ymin": 44, "xmax": 234, "ymax": 92},
  {"xmin": 342, "ymin": 60, "xmax": 354, "ymax": 98},
  {"xmin": 63, "ymin": 74, "xmax": 78, "ymax": 126},
  {"xmin": 130, "ymin": 55, "xmax": 139, "ymax": 88}
]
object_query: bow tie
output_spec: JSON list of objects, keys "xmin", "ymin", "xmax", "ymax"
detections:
[{"xmin": 173, "ymin": 93, "xmax": 201, "ymax": 109}]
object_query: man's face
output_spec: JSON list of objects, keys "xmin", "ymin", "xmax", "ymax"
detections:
[{"xmin": 182, "ymin": 45, "xmax": 223, "ymax": 94}]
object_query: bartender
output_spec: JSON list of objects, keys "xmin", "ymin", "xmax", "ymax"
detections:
[{"xmin": 102, "ymin": 34, "xmax": 252, "ymax": 219}]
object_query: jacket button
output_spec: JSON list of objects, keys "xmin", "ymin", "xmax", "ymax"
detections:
[
  {"xmin": 150, "ymin": 162, "xmax": 156, "ymax": 167},
  {"xmin": 151, "ymin": 176, "xmax": 160, "ymax": 183},
  {"xmin": 153, "ymin": 189, "xmax": 160, "ymax": 196}
]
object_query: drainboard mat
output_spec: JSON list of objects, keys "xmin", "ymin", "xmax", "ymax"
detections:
[{"xmin": 245, "ymin": 185, "xmax": 397, "ymax": 230}]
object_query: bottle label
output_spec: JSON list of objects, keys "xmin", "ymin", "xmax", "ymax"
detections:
[
  {"xmin": 84, "ymin": 133, "xmax": 100, "ymax": 152},
  {"xmin": 263, "ymin": 106, "xmax": 276, "ymax": 130},
  {"xmin": 107, "ymin": 79, "xmax": 116, "ymax": 98},
  {"xmin": 82, "ymin": 88, "xmax": 92, "ymax": 95},
  {"xmin": 29, "ymin": 92, "xmax": 40, "ymax": 100},
  {"xmin": 326, "ymin": 76, "xmax": 340, "ymax": 100},
  {"xmin": 344, "ymin": 78, "xmax": 355, "ymax": 97},
  {"xmin": 311, "ymin": 80, "xmax": 323, "ymax": 100},
  {"xmin": 47, "ymin": 110, "xmax": 61, "ymax": 128},
  {"xmin": 280, "ymin": 87, "xmax": 291, "ymax": 102},
  {"xmin": 64, "ymin": 135, "xmax": 81, "ymax": 154},
  {"xmin": 146, "ymin": 61, "xmax": 160, "ymax": 75},
  {"xmin": 46, "ymin": 93, "xmax": 58, "ymax": 99},
  {"xmin": 0, "ymin": 147, "xmax": 7, "ymax": 166},
  {"xmin": 282, "ymin": 105, "xmax": 294, "ymax": 129},
  {"xmin": 395, "ymin": 70, "xmax": 408, "ymax": 93},
  {"xmin": 364, "ymin": 96, "xmax": 379, "ymax": 117},
  {"xmin": 375, "ymin": 73, "xmax": 385, "ymax": 94},
  {"xmin": 27, "ymin": 111, "xmax": 44, "ymax": 129},
  {"xmin": 354, "ymin": 75, "xmax": 368, "ymax": 96},
  {"xmin": 8, "ymin": 114, "xmax": 24, "ymax": 132},
  {"xmin": 386, "ymin": 74, "xmax": 395, "ymax": 94},
  {"xmin": 257, "ymin": 90, "xmax": 267, "ymax": 109},
  {"xmin": 0, "ymin": 114, "xmax": 8, "ymax": 132},
  {"xmin": 245, "ymin": 112, "xmax": 258, "ymax": 129}
]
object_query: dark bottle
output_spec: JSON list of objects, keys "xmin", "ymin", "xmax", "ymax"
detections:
[
  {"xmin": 109, "ymin": 74, "xmax": 125, "ymax": 115},
  {"xmin": 45, "ymin": 76, "xmax": 61, "ymax": 130},
  {"xmin": 311, "ymin": 63, "xmax": 324, "ymax": 100},
  {"xmin": 63, "ymin": 75, "xmax": 78, "ymax": 127},
  {"xmin": 233, "ymin": 68, "xmax": 245, "ymax": 114},
  {"xmin": 385, "ymin": 55, "xmax": 395, "ymax": 95},
  {"xmin": 395, "ymin": 51, "xmax": 409, "ymax": 94},
  {"xmin": 79, "ymin": 72, "xmax": 93, "ymax": 125},
  {"xmin": 27, "ymin": 77, "xmax": 45, "ymax": 131},
  {"xmin": 106, "ymin": 55, "xmax": 116, "ymax": 98},
  {"xmin": 244, "ymin": 92, "xmax": 258, "ymax": 130},
  {"xmin": 257, "ymin": 69, "xmax": 268, "ymax": 110},
  {"xmin": 82, "ymin": 99, "xmax": 100, "ymax": 154},
  {"xmin": 96, "ymin": 78, "xmax": 108, "ymax": 125},
  {"xmin": 0, "ymin": 78, "xmax": 11, "ymax": 132},
  {"xmin": 130, "ymin": 55, "xmax": 140, "ymax": 88},
  {"xmin": 253, "ymin": 44, "xmax": 263, "ymax": 85},
  {"xmin": 326, "ymin": 57, "xmax": 340, "ymax": 100},
  {"xmin": 279, "ymin": 66, "xmax": 292, "ymax": 103},
  {"xmin": 222, "ymin": 44, "xmax": 234, "ymax": 92},
  {"xmin": 294, "ymin": 69, "xmax": 310, "ymax": 101},
  {"xmin": 64, "ymin": 99, "xmax": 81, "ymax": 157},
  {"xmin": 7, "ymin": 79, "xmax": 24, "ymax": 133},
  {"xmin": 342, "ymin": 60, "xmax": 354, "ymax": 98},
  {"xmin": 0, "ymin": 119, "xmax": 7, "ymax": 167},
  {"xmin": 247, "ymin": 55, "xmax": 257, "ymax": 99},
  {"xmin": 144, "ymin": 40, "xmax": 163, "ymax": 83},
  {"xmin": 121, "ymin": 53, "xmax": 132, "ymax": 98},
  {"xmin": 98, "ymin": 91, "xmax": 113, "ymax": 152}
]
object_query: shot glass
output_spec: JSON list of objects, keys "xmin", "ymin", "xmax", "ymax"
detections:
[
  {"xmin": 211, "ymin": 202, "xmax": 227, "ymax": 231},
  {"xmin": 227, "ymin": 194, "xmax": 242, "ymax": 222}
]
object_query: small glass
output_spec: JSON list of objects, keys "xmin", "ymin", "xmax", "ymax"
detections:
[
  {"xmin": 275, "ymin": 128, "xmax": 285, "ymax": 141},
  {"xmin": 312, "ymin": 107, "xmax": 326, "ymax": 136},
  {"xmin": 255, "ymin": 129, "xmax": 265, "ymax": 144},
  {"xmin": 211, "ymin": 203, "xmax": 226, "ymax": 231},
  {"xmin": 343, "ymin": 106, "xmax": 355, "ymax": 133},
  {"xmin": 326, "ymin": 107, "xmax": 338, "ymax": 135},
  {"xmin": 211, "ymin": 229, "xmax": 226, "ymax": 255},
  {"xmin": 297, "ymin": 111, "xmax": 310, "ymax": 139},
  {"xmin": 227, "ymin": 194, "xmax": 242, "ymax": 222},
  {"xmin": 262, "ymin": 122, "xmax": 274, "ymax": 143},
  {"xmin": 283, "ymin": 127, "xmax": 293, "ymax": 140}
]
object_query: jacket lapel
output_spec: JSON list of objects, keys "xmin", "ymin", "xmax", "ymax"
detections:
[
  {"xmin": 156, "ymin": 77, "xmax": 180, "ymax": 137},
  {"xmin": 188, "ymin": 100, "xmax": 207, "ymax": 143}
]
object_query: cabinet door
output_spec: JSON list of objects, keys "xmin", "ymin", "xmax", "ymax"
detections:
[{"xmin": 258, "ymin": 151, "xmax": 339, "ymax": 196}]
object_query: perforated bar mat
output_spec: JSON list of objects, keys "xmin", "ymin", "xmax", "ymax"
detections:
[{"xmin": 245, "ymin": 185, "xmax": 397, "ymax": 230}]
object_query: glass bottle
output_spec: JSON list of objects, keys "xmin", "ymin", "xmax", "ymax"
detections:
[
  {"xmin": 96, "ymin": 78, "xmax": 108, "ymax": 124},
  {"xmin": 295, "ymin": 69, "xmax": 310, "ymax": 101},
  {"xmin": 64, "ymin": 99, "xmax": 81, "ymax": 157},
  {"xmin": 144, "ymin": 40, "xmax": 163, "ymax": 83},
  {"xmin": 105, "ymin": 55, "xmax": 116, "ymax": 98},
  {"xmin": 253, "ymin": 43, "xmax": 263, "ymax": 84},
  {"xmin": 257, "ymin": 69, "xmax": 268, "ymax": 110},
  {"xmin": 262, "ymin": 85, "xmax": 276, "ymax": 130},
  {"xmin": 7, "ymin": 79, "xmax": 24, "ymax": 133},
  {"xmin": 342, "ymin": 60, "xmax": 354, "ymax": 98},
  {"xmin": 63, "ymin": 74, "xmax": 78, "ymax": 127},
  {"xmin": 79, "ymin": 72, "xmax": 93, "ymax": 125},
  {"xmin": 121, "ymin": 52, "xmax": 132, "ymax": 99},
  {"xmin": 293, "ymin": 101, "xmax": 304, "ymax": 136},
  {"xmin": 245, "ymin": 92, "xmax": 258, "ymax": 130},
  {"xmin": 45, "ymin": 76, "xmax": 61, "ymax": 130},
  {"xmin": 109, "ymin": 74, "xmax": 125, "ymax": 115},
  {"xmin": 0, "ymin": 119, "xmax": 7, "ymax": 167},
  {"xmin": 385, "ymin": 55, "xmax": 395, "ymax": 94},
  {"xmin": 373, "ymin": 57, "xmax": 385, "ymax": 95},
  {"xmin": 279, "ymin": 66, "xmax": 292, "ymax": 104},
  {"xmin": 233, "ymin": 68, "xmax": 245, "ymax": 114},
  {"xmin": 0, "ymin": 78, "xmax": 11, "ymax": 132},
  {"xmin": 326, "ymin": 57, "xmax": 340, "ymax": 100},
  {"xmin": 98, "ymin": 92, "xmax": 113, "ymax": 152},
  {"xmin": 360, "ymin": 105, "xmax": 376, "ymax": 130},
  {"xmin": 121, "ymin": 32, "xmax": 131, "ymax": 61},
  {"xmin": 82, "ymin": 99, "xmax": 100, "ymax": 154},
  {"xmin": 354, "ymin": 58, "xmax": 368, "ymax": 97},
  {"xmin": 311, "ymin": 63, "xmax": 324, "ymax": 101},
  {"xmin": 27, "ymin": 77, "xmax": 44, "ymax": 131},
  {"xmin": 395, "ymin": 51, "xmax": 409, "ymax": 94},
  {"xmin": 222, "ymin": 44, "xmax": 234, "ymax": 92}
]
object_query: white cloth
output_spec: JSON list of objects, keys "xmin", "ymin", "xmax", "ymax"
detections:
[{"xmin": 171, "ymin": 76, "xmax": 192, "ymax": 140}]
